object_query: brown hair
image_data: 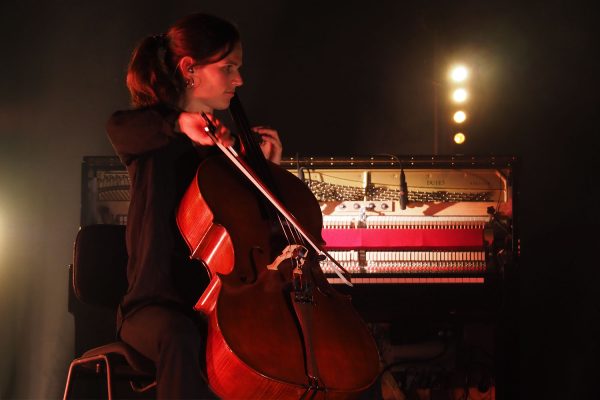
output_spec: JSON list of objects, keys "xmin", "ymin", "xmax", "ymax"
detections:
[{"xmin": 126, "ymin": 13, "xmax": 240, "ymax": 108}]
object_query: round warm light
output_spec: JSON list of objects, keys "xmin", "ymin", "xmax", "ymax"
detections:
[
  {"xmin": 453, "ymin": 111, "xmax": 467, "ymax": 123},
  {"xmin": 450, "ymin": 66, "xmax": 469, "ymax": 82},
  {"xmin": 452, "ymin": 88, "xmax": 468, "ymax": 103},
  {"xmin": 454, "ymin": 132, "xmax": 466, "ymax": 144}
]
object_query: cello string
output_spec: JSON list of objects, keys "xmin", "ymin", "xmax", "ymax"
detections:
[
  {"xmin": 230, "ymin": 96, "xmax": 271, "ymax": 179},
  {"xmin": 276, "ymin": 212, "xmax": 294, "ymax": 246},
  {"xmin": 201, "ymin": 115, "xmax": 356, "ymax": 283},
  {"xmin": 226, "ymin": 97, "xmax": 345, "ymax": 281},
  {"xmin": 221, "ymin": 134, "xmax": 353, "ymax": 283},
  {"xmin": 229, "ymin": 95, "xmax": 297, "ymax": 248},
  {"xmin": 287, "ymin": 218, "xmax": 305, "ymax": 247}
]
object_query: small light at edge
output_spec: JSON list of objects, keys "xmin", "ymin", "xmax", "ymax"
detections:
[{"xmin": 454, "ymin": 132, "xmax": 466, "ymax": 144}]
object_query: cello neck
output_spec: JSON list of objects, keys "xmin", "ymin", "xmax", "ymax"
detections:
[{"xmin": 229, "ymin": 94, "xmax": 272, "ymax": 180}]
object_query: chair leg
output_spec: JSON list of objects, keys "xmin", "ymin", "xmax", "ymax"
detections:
[
  {"xmin": 103, "ymin": 355, "xmax": 113, "ymax": 400},
  {"xmin": 62, "ymin": 360, "xmax": 77, "ymax": 400}
]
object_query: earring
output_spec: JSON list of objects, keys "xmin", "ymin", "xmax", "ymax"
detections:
[{"xmin": 186, "ymin": 65, "xmax": 195, "ymax": 88}]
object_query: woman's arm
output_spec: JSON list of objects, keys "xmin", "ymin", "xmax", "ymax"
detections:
[{"xmin": 107, "ymin": 107, "xmax": 180, "ymax": 165}]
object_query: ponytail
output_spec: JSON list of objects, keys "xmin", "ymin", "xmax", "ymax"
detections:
[{"xmin": 126, "ymin": 35, "xmax": 181, "ymax": 108}]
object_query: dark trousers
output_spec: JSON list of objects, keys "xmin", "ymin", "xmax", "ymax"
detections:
[{"xmin": 120, "ymin": 305, "xmax": 213, "ymax": 399}]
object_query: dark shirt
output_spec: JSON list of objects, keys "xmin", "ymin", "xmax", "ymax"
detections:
[{"xmin": 107, "ymin": 105, "xmax": 212, "ymax": 328}]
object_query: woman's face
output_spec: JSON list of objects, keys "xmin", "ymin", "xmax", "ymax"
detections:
[{"xmin": 187, "ymin": 42, "xmax": 243, "ymax": 112}]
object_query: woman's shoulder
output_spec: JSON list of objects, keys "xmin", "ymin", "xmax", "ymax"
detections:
[
  {"xmin": 106, "ymin": 104, "xmax": 184, "ymax": 160},
  {"xmin": 107, "ymin": 104, "xmax": 180, "ymax": 130}
]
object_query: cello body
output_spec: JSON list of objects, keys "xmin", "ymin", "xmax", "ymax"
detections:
[{"xmin": 177, "ymin": 152, "xmax": 380, "ymax": 398}]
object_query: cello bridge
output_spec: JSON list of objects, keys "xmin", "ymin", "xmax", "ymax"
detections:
[{"xmin": 266, "ymin": 244, "xmax": 308, "ymax": 271}]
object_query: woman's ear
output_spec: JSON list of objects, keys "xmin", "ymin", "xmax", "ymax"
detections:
[{"xmin": 179, "ymin": 56, "xmax": 196, "ymax": 78}]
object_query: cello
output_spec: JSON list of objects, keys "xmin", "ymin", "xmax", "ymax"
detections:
[{"xmin": 176, "ymin": 95, "xmax": 380, "ymax": 399}]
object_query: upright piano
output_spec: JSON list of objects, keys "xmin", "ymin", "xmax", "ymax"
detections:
[{"xmin": 76, "ymin": 155, "xmax": 518, "ymax": 396}]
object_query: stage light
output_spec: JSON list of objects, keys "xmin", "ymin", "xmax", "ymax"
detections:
[
  {"xmin": 454, "ymin": 132, "xmax": 466, "ymax": 144},
  {"xmin": 452, "ymin": 88, "xmax": 468, "ymax": 103},
  {"xmin": 450, "ymin": 65, "xmax": 469, "ymax": 83},
  {"xmin": 453, "ymin": 111, "xmax": 466, "ymax": 123},
  {"xmin": 438, "ymin": 63, "xmax": 473, "ymax": 150}
]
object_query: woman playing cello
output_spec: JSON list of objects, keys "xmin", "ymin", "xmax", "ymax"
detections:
[
  {"xmin": 108, "ymin": 12, "xmax": 281, "ymax": 398},
  {"xmin": 108, "ymin": 11, "xmax": 379, "ymax": 400}
]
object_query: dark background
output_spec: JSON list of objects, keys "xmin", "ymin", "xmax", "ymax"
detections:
[{"xmin": 0, "ymin": 0, "xmax": 598, "ymax": 398}]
